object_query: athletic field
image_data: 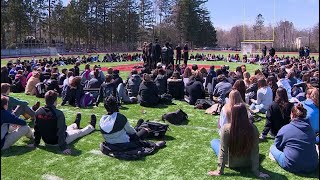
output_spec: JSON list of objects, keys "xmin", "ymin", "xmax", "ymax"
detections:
[{"xmin": 1, "ymin": 55, "xmax": 319, "ymax": 180}]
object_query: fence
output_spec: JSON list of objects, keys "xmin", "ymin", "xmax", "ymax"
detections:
[{"xmin": 1, "ymin": 47, "xmax": 67, "ymax": 58}]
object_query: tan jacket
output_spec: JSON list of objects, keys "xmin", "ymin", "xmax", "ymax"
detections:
[
  {"xmin": 25, "ymin": 76, "xmax": 40, "ymax": 95},
  {"xmin": 217, "ymin": 123, "xmax": 260, "ymax": 176}
]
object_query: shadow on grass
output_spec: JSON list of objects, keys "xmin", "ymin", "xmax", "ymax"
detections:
[
  {"xmin": 290, "ymin": 166, "xmax": 319, "ymax": 178},
  {"xmin": 223, "ymin": 154, "xmax": 288, "ymax": 180},
  {"xmin": 36, "ymin": 138, "xmax": 83, "ymax": 156},
  {"xmin": 1, "ymin": 145, "xmax": 35, "ymax": 157}
]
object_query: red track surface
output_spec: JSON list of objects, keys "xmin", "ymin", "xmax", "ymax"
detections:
[{"xmin": 100, "ymin": 63, "xmax": 221, "ymax": 72}]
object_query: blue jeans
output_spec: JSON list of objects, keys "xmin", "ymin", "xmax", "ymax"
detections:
[
  {"xmin": 270, "ymin": 145, "xmax": 286, "ymax": 168},
  {"xmin": 249, "ymin": 103, "xmax": 267, "ymax": 113},
  {"xmin": 210, "ymin": 139, "xmax": 220, "ymax": 156}
]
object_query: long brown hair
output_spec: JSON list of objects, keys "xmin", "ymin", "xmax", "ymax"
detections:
[
  {"xmin": 274, "ymin": 88, "xmax": 290, "ymax": 116},
  {"xmin": 183, "ymin": 67, "xmax": 192, "ymax": 78},
  {"xmin": 224, "ymin": 90, "xmax": 245, "ymax": 122},
  {"xmin": 229, "ymin": 103, "xmax": 255, "ymax": 157},
  {"xmin": 232, "ymin": 80, "xmax": 246, "ymax": 102}
]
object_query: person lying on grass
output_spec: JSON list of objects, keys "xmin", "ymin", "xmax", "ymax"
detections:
[
  {"xmin": 28, "ymin": 90, "xmax": 96, "ymax": 155},
  {"xmin": 1, "ymin": 83, "xmax": 40, "ymax": 121},
  {"xmin": 209, "ymin": 103, "xmax": 269, "ymax": 178},
  {"xmin": 269, "ymin": 103, "xmax": 319, "ymax": 173},
  {"xmin": 99, "ymin": 96, "xmax": 166, "ymax": 153},
  {"xmin": 1, "ymin": 95, "xmax": 34, "ymax": 150}
]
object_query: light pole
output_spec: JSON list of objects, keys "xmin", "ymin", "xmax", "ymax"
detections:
[{"xmin": 159, "ymin": 13, "xmax": 163, "ymax": 41}]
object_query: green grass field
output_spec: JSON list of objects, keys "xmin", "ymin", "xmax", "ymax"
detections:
[{"xmin": 1, "ymin": 61, "xmax": 319, "ymax": 180}]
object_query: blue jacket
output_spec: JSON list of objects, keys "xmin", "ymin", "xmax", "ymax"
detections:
[
  {"xmin": 1, "ymin": 109, "xmax": 27, "ymax": 149},
  {"xmin": 275, "ymin": 118, "xmax": 318, "ymax": 173},
  {"xmin": 301, "ymin": 99, "xmax": 319, "ymax": 133}
]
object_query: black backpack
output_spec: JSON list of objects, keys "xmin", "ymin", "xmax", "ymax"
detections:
[
  {"xmin": 160, "ymin": 93, "xmax": 173, "ymax": 105},
  {"xmin": 162, "ymin": 109, "xmax": 188, "ymax": 125},
  {"xmin": 135, "ymin": 119, "xmax": 169, "ymax": 139},
  {"xmin": 11, "ymin": 78, "xmax": 24, "ymax": 93},
  {"xmin": 194, "ymin": 99, "xmax": 213, "ymax": 109},
  {"xmin": 35, "ymin": 82, "xmax": 46, "ymax": 98}
]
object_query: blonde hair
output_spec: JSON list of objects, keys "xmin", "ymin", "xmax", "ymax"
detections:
[
  {"xmin": 307, "ymin": 88, "xmax": 319, "ymax": 108},
  {"xmin": 224, "ymin": 90, "xmax": 245, "ymax": 122}
]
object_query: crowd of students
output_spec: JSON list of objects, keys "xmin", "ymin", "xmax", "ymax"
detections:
[{"xmin": 1, "ymin": 53, "xmax": 319, "ymax": 178}]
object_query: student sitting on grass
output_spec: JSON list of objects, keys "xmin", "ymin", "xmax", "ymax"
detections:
[
  {"xmin": 249, "ymin": 78, "xmax": 273, "ymax": 113},
  {"xmin": 25, "ymin": 71, "xmax": 40, "ymax": 96},
  {"xmin": 1, "ymin": 95, "xmax": 34, "ymax": 150},
  {"xmin": 260, "ymin": 88, "xmax": 293, "ymax": 140},
  {"xmin": 138, "ymin": 74, "xmax": 160, "ymax": 107},
  {"xmin": 1, "ymin": 83, "xmax": 39, "ymax": 121},
  {"xmin": 209, "ymin": 103, "xmax": 269, "ymax": 178},
  {"xmin": 29, "ymin": 90, "xmax": 96, "ymax": 155},
  {"xmin": 126, "ymin": 69, "xmax": 142, "ymax": 97},
  {"xmin": 185, "ymin": 71, "xmax": 206, "ymax": 105},
  {"xmin": 218, "ymin": 90, "xmax": 252, "ymax": 136},
  {"xmin": 99, "ymin": 96, "xmax": 166, "ymax": 154},
  {"xmin": 167, "ymin": 71, "xmax": 185, "ymax": 100},
  {"xmin": 269, "ymin": 103, "xmax": 318, "ymax": 173},
  {"xmin": 301, "ymin": 88, "xmax": 319, "ymax": 143}
]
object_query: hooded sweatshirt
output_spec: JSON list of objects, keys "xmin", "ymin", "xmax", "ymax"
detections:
[
  {"xmin": 275, "ymin": 118, "xmax": 318, "ymax": 173},
  {"xmin": 301, "ymin": 99, "xmax": 319, "ymax": 133}
]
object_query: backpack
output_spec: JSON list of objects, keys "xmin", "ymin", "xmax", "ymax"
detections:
[
  {"xmin": 134, "ymin": 119, "xmax": 169, "ymax": 139},
  {"xmin": 35, "ymin": 82, "xmax": 46, "ymax": 98},
  {"xmin": 160, "ymin": 93, "xmax": 173, "ymax": 105},
  {"xmin": 100, "ymin": 141, "xmax": 156, "ymax": 160},
  {"xmin": 194, "ymin": 99, "xmax": 213, "ymax": 109},
  {"xmin": 11, "ymin": 78, "xmax": 24, "ymax": 93},
  {"xmin": 162, "ymin": 109, "xmax": 188, "ymax": 125},
  {"xmin": 80, "ymin": 92, "xmax": 94, "ymax": 107}
]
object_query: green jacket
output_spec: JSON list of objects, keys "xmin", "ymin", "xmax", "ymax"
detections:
[{"xmin": 2, "ymin": 94, "xmax": 29, "ymax": 111}]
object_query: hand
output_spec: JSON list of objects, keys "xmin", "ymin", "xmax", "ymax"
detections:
[
  {"xmin": 250, "ymin": 99, "xmax": 255, "ymax": 103},
  {"xmin": 258, "ymin": 172, "xmax": 270, "ymax": 179},
  {"xmin": 207, "ymin": 170, "xmax": 221, "ymax": 176},
  {"xmin": 63, "ymin": 148, "xmax": 72, "ymax": 155}
]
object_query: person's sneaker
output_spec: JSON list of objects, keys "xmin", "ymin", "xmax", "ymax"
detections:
[
  {"xmin": 89, "ymin": 114, "xmax": 97, "ymax": 129},
  {"xmin": 32, "ymin": 101, "xmax": 40, "ymax": 111},
  {"xmin": 136, "ymin": 119, "xmax": 144, "ymax": 127},
  {"xmin": 155, "ymin": 141, "xmax": 166, "ymax": 149},
  {"xmin": 269, "ymin": 152, "xmax": 276, "ymax": 161},
  {"xmin": 74, "ymin": 112, "xmax": 81, "ymax": 129}
]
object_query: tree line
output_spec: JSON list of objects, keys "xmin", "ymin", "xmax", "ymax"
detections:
[
  {"xmin": 1, "ymin": 0, "xmax": 217, "ymax": 51},
  {"xmin": 216, "ymin": 14, "xmax": 319, "ymax": 52}
]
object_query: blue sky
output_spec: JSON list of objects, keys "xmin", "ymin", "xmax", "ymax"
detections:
[{"xmin": 62, "ymin": 0, "xmax": 319, "ymax": 30}]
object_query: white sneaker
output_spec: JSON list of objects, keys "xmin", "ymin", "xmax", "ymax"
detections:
[{"xmin": 269, "ymin": 152, "xmax": 276, "ymax": 161}]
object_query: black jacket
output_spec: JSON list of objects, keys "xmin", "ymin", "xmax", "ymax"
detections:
[
  {"xmin": 262, "ymin": 102, "xmax": 294, "ymax": 136},
  {"xmin": 154, "ymin": 75, "xmax": 167, "ymax": 95},
  {"xmin": 34, "ymin": 105, "xmax": 68, "ymax": 151},
  {"xmin": 113, "ymin": 74, "xmax": 123, "ymax": 89},
  {"xmin": 186, "ymin": 80, "xmax": 205, "ymax": 105},
  {"xmin": 138, "ymin": 81, "xmax": 159, "ymax": 107},
  {"xmin": 96, "ymin": 82, "xmax": 117, "ymax": 106},
  {"xmin": 46, "ymin": 79, "xmax": 61, "ymax": 94},
  {"xmin": 246, "ymin": 83, "xmax": 258, "ymax": 100},
  {"xmin": 167, "ymin": 78, "xmax": 185, "ymax": 99}
]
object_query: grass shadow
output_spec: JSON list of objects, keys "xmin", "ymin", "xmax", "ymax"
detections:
[
  {"xmin": 292, "ymin": 166, "xmax": 319, "ymax": 178},
  {"xmin": 37, "ymin": 138, "xmax": 83, "ymax": 156},
  {"xmin": 223, "ymin": 154, "xmax": 288, "ymax": 180},
  {"xmin": 1, "ymin": 145, "xmax": 35, "ymax": 157}
]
